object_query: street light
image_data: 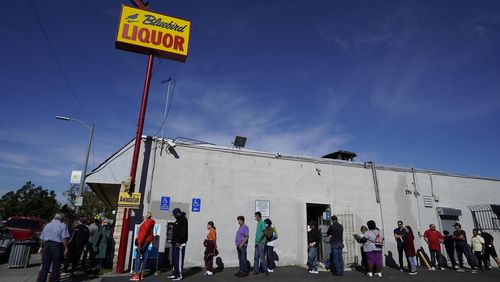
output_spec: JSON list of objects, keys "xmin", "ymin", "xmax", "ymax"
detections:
[{"xmin": 56, "ymin": 115, "xmax": 94, "ymax": 214}]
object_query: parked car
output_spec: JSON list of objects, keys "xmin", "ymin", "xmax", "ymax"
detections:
[
  {"xmin": 0, "ymin": 223, "xmax": 14, "ymax": 258},
  {"xmin": 4, "ymin": 217, "xmax": 45, "ymax": 242}
]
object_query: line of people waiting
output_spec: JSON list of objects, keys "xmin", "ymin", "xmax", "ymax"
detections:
[{"xmin": 392, "ymin": 220, "xmax": 500, "ymax": 275}]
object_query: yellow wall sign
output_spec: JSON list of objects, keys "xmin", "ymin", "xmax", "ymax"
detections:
[
  {"xmin": 118, "ymin": 192, "xmax": 142, "ymax": 207},
  {"xmin": 116, "ymin": 5, "xmax": 191, "ymax": 62}
]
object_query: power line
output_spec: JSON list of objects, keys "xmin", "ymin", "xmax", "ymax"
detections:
[{"xmin": 28, "ymin": 0, "xmax": 92, "ymax": 122}]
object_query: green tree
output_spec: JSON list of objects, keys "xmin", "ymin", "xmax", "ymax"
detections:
[
  {"xmin": 63, "ymin": 184, "xmax": 112, "ymax": 218},
  {"xmin": 0, "ymin": 181, "xmax": 61, "ymax": 221}
]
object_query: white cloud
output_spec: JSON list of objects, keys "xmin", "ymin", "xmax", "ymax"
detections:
[{"xmin": 158, "ymin": 79, "xmax": 353, "ymax": 157}]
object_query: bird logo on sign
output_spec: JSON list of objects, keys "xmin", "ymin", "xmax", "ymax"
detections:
[{"xmin": 126, "ymin": 13, "xmax": 139, "ymax": 23}]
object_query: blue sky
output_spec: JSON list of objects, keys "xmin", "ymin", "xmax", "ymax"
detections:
[{"xmin": 1, "ymin": 0, "xmax": 500, "ymax": 202}]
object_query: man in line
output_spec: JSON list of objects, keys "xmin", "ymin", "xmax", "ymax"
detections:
[
  {"xmin": 307, "ymin": 221, "xmax": 322, "ymax": 274},
  {"xmin": 130, "ymin": 212, "xmax": 156, "ymax": 281},
  {"xmin": 253, "ymin": 212, "xmax": 268, "ymax": 276},
  {"xmin": 481, "ymin": 230, "xmax": 500, "ymax": 269},
  {"xmin": 443, "ymin": 230, "xmax": 458, "ymax": 269},
  {"xmin": 168, "ymin": 208, "xmax": 188, "ymax": 281},
  {"xmin": 423, "ymin": 224, "xmax": 445, "ymax": 270},
  {"xmin": 454, "ymin": 223, "xmax": 477, "ymax": 273},
  {"xmin": 37, "ymin": 212, "xmax": 70, "ymax": 282},
  {"xmin": 327, "ymin": 215, "xmax": 344, "ymax": 276},
  {"xmin": 471, "ymin": 229, "xmax": 487, "ymax": 271},
  {"xmin": 235, "ymin": 216, "xmax": 250, "ymax": 277},
  {"xmin": 394, "ymin": 220, "xmax": 409, "ymax": 271},
  {"xmin": 68, "ymin": 217, "xmax": 90, "ymax": 274}
]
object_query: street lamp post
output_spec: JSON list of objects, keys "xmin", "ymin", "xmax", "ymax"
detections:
[{"xmin": 56, "ymin": 115, "xmax": 94, "ymax": 214}]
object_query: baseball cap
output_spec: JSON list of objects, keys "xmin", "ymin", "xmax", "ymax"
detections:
[{"xmin": 172, "ymin": 208, "xmax": 181, "ymax": 216}]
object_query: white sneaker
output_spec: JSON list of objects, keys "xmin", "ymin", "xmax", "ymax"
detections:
[
  {"xmin": 167, "ymin": 275, "xmax": 177, "ymax": 279},
  {"xmin": 268, "ymin": 268, "xmax": 274, "ymax": 273},
  {"xmin": 471, "ymin": 269, "xmax": 478, "ymax": 273},
  {"xmin": 309, "ymin": 270, "xmax": 318, "ymax": 274},
  {"xmin": 375, "ymin": 272, "xmax": 382, "ymax": 277},
  {"xmin": 204, "ymin": 271, "xmax": 213, "ymax": 276},
  {"xmin": 430, "ymin": 267, "xmax": 436, "ymax": 271},
  {"xmin": 409, "ymin": 272, "xmax": 417, "ymax": 275},
  {"xmin": 172, "ymin": 276, "xmax": 183, "ymax": 281},
  {"xmin": 367, "ymin": 272, "xmax": 373, "ymax": 277},
  {"xmin": 440, "ymin": 267, "xmax": 445, "ymax": 271}
]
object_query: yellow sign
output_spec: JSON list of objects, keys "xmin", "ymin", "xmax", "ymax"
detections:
[
  {"xmin": 116, "ymin": 5, "xmax": 191, "ymax": 62},
  {"xmin": 118, "ymin": 192, "xmax": 142, "ymax": 207}
]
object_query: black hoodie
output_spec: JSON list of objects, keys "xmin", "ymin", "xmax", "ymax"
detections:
[{"xmin": 172, "ymin": 212, "xmax": 188, "ymax": 244}]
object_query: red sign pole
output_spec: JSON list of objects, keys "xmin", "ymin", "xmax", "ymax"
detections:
[{"xmin": 115, "ymin": 37, "xmax": 155, "ymax": 277}]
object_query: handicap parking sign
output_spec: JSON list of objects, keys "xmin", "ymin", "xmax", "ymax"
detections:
[
  {"xmin": 191, "ymin": 198, "xmax": 201, "ymax": 212},
  {"xmin": 160, "ymin": 196, "xmax": 170, "ymax": 211}
]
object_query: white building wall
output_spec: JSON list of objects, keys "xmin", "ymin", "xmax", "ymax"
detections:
[{"xmin": 124, "ymin": 139, "xmax": 500, "ymax": 269}]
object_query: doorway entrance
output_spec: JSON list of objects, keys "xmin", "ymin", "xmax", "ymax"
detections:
[{"xmin": 306, "ymin": 203, "xmax": 331, "ymax": 262}]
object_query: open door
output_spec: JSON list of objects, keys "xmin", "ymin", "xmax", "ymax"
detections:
[{"xmin": 306, "ymin": 203, "xmax": 331, "ymax": 262}]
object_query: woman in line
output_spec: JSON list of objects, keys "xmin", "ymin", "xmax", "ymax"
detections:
[
  {"xmin": 358, "ymin": 220, "xmax": 383, "ymax": 277},
  {"xmin": 263, "ymin": 219, "xmax": 277, "ymax": 273},
  {"xmin": 203, "ymin": 221, "xmax": 218, "ymax": 276},
  {"xmin": 403, "ymin": 225, "xmax": 418, "ymax": 275}
]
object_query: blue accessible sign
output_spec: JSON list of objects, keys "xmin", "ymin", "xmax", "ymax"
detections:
[
  {"xmin": 191, "ymin": 198, "xmax": 201, "ymax": 212},
  {"xmin": 160, "ymin": 196, "xmax": 171, "ymax": 211}
]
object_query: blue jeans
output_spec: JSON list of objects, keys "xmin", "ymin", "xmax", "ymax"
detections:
[
  {"xmin": 237, "ymin": 245, "xmax": 248, "ymax": 273},
  {"xmin": 133, "ymin": 242, "xmax": 150, "ymax": 273},
  {"xmin": 38, "ymin": 241, "xmax": 62, "ymax": 282},
  {"xmin": 308, "ymin": 247, "xmax": 318, "ymax": 271},
  {"xmin": 172, "ymin": 244, "xmax": 186, "ymax": 277},
  {"xmin": 408, "ymin": 256, "xmax": 416, "ymax": 272},
  {"xmin": 331, "ymin": 242, "xmax": 344, "ymax": 275},
  {"xmin": 254, "ymin": 243, "xmax": 267, "ymax": 273}
]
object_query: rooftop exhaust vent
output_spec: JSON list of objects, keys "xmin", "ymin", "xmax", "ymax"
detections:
[{"xmin": 322, "ymin": 150, "xmax": 357, "ymax": 161}]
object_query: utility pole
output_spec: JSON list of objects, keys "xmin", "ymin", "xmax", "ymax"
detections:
[{"xmin": 115, "ymin": 0, "xmax": 154, "ymax": 274}]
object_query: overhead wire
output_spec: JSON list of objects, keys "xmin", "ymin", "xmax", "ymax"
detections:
[
  {"xmin": 153, "ymin": 77, "xmax": 177, "ymax": 137},
  {"xmin": 28, "ymin": 0, "xmax": 92, "ymax": 122}
]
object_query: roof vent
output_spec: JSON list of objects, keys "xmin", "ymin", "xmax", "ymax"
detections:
[
  {"xmin": 321, "ymin": 150, "xmax": 357, "ymax": 161},
  {"xmin": 232, "ymin": 136, "xmax": 247, "ymax": 148}
]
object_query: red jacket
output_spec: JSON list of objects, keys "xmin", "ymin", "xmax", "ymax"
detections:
[
  {"xmin": 137, "ymin": 218, "xmax": 155, "ymax": 247},
  {"xmin": 403, "ymin": 232, "xmax": 416, "ymax": 257}
]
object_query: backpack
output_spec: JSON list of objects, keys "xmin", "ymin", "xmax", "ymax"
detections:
[
  {"xmin": 272, "ymin": 226, "xmax": 278, "ymax": 241},
  {"xmin": 265, "ymin": 226, "xmax": 273, "ymax": 241},
  {"xmin": 369, "ymin": 230, "xmax": 384, "ymax": 248}
]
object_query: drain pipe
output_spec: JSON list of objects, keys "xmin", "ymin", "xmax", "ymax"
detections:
[
  {"xmin": 367, "ymin": 162, "xmax": 385, "ymax": 241},
  {"xmin": 411, "ymin": 169, "xmax": 423, "ymax": 234}
]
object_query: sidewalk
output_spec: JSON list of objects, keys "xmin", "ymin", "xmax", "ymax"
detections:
[
  {"xmin": 1, "ymin": 256, "xmax": 498, "ymax": 282},
  {"xmin": 101, "ymin": 265, "xmax": 500, "ymax": 282}
]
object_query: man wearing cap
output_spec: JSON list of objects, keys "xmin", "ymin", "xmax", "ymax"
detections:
[
  {"xmin": 130, "ymin": 212, "xmax": 156, "ymax": 281},
  {"xmin": 168, "ymin": 208, "xmax": 188, "ymax": 281}
]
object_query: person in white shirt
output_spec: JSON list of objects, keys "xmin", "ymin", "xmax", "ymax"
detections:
[{"xmin": 471, "ymin": 228, "xmax": 487, "ymax": 271}]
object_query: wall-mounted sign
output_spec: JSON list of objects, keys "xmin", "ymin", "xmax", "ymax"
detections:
[
  {"xmin": 118, "ymin": 192, "xmax": 142, "ymax": 208},
  {"xmin": 191, "ymin": 198, "xmax": 201, "ymax": 212},
  {"xmin": 116, "ymin": 5, "xmax": 191, "ymax": 62},
  {"xmin": 160, "ymin": 196, "xmax": 171, "ymax": 211},
  {"xmin": 255, "ymin": 200, "xmax": 270, "ymax": 217}
]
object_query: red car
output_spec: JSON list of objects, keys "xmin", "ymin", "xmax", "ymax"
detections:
[{"xmin": 4, "ymin": 217, "xmax": 46, "ymax": 242}]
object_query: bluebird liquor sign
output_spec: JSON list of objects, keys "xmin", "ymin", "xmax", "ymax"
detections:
[{"xmin": 116, "ymin": 5, "xmax": 191, "ymax": 62}]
